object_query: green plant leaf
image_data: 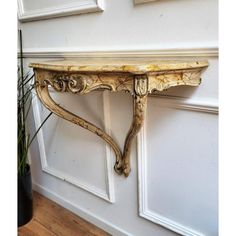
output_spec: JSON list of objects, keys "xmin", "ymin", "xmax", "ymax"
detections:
[
  {"xmin": 28, "ymin": 112, "xmax": 53, "ymax": 148},
  {"xmin": 18, "ymin": 30, "xmax": 52, "ymax": 176}
]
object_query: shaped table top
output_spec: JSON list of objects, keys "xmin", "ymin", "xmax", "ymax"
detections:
[{"xmin": 30, "ymin": 58, "xmax": 208, "ymax": 74}]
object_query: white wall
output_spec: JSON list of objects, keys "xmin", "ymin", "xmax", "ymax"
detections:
[{"xmin": 19, "ymin": 0, "xmax": 218, "ymax": 235}]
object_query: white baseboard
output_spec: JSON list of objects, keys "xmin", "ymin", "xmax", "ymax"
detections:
[{"xmin": 32, "ymin": 182, "xmax": 132, "ymax": 236}]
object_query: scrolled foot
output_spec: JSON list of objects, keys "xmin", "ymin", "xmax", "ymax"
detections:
[
  {"xmin": 123, "ymin": 164, "xmax": 131, "ymax": 177},
  {"xmin": 114, "ymin": 160, "xmax": 124, "ymax": 175}
]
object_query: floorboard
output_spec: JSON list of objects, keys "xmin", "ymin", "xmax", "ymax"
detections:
[{"xmin": 18, "ymin": 191, "xmax": 110, "ymax": 236}]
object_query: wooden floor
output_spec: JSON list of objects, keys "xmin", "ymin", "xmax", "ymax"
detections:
[{"xmin": 18, "ymin": 191, "xmax": 110, "ymax": 236}]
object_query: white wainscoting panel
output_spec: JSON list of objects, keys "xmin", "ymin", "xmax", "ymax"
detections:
[
  {"xmin": 32, "ymin": 90, "xmax": 115, "ymax": 202},
  {"xmin": 138, "ymin": 96, "xmax": 218, "ymax": 236},
  {"xmin": 18, "ymin": 0, "xmax": 104, "ymax": 22}
]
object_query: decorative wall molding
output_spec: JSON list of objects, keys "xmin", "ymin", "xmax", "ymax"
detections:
[
  {"xmin": 137, "ymin": 97, "xmax": 218, "ymax": 236},
  {"xmin": 18, "ymin": 0, "xmax": 104, "ymax": 22},
  {"xmin": 103, "ymin": 91, "xmax": 115, "ymax": 202},
  {"xmin": 20, "ymin": 46, "xmax": 218, "ymax": 58},
  {"xmin": 137, "ymin": 126, "xmax": 205, "ymax": 236},
  {"xmin": 32, "ymin": 91, "xmax": 115, "ymax": 203},
  {"xmin": 32, "ymin": 182, "xmax": 132, "ymax": 236},
  {"xmin": 150, "ymin": 95, "xmax": 218, "ymax": 114}
]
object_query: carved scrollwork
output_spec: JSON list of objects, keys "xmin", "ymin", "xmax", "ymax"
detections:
[
  {"xmin": 39, "ymin": 72, "xmax": 134, "ymax": 95},
  {"xmin": 148, "ymin": 69, "xmax": 202, "ymax": 93},
  {"xmin": 134, "ymin": 75, "xmax": 148, "ymax": 96},
  {"xmin": 67, "ymin": 77, "xmax": 85, "ymax": 93},
  {"xmin": 182, "ymin": 70, "xmax": 202, "ymax": 85},
  {"xmin": 43, "ymin": 74, "xmax": 88, "ymax": 93}
]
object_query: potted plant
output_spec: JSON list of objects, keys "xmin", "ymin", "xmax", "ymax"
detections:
[{"xmin": 18, "ymin": 30, "xmax": 52, "ymax": 227}]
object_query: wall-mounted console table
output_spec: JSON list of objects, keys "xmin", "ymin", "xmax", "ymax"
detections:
[{"xmin": 30, "ymin": 59, "xmax": 208, "ymax": 177}]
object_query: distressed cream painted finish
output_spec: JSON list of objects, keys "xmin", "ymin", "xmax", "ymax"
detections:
[
  {"xmin": 30, "ymin": 59, "xmax": 208, "ymax": 74},
  {"xmin": 30, "ymin": 59, "xmax": 208, "ymax": 177}
]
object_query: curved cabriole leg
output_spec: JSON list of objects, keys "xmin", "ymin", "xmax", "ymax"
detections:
[
  {"xmin": 35, "ymin": 83, "xmax": 124, "ymax": 175},
  {"xmin": 122, "ymin": 75, "xmax": 148, "ymax": 177},
  {"xmin": 122, "ymin": 95, "xmax": 147, "ymax": 177}
]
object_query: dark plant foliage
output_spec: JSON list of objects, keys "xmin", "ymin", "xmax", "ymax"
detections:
[{"xmin": 18, "ymin": 30, "xmax": 52, "ymax": 176}]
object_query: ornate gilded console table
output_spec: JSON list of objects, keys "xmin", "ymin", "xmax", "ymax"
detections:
[{"xmin": 30, "ymin": 59, "xmax": 208, "ymax": 177}]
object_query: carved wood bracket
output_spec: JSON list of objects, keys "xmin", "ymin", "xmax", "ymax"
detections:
[{"xmin": 30, "ymin": 59, "xmax": 208, "ymax": 177}]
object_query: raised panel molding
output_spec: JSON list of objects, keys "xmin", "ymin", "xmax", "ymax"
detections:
[
  {"xmin": 18, "ymin": 0, "xmax": 104, "ymax": 22},
  {"xmin": 137, "ymin": 97, "xmax": 218, "ymax": 236},
  {"xmin": 137, "ymin": 126, "xmax": 205, "ymax": 236},
  {"xmin": 151, "ymin": 95, "xmax": 218, "ymax": 114},
  {"xmin": 32, "ymin": 90, "xmax": 115, "ymax": 203}
]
